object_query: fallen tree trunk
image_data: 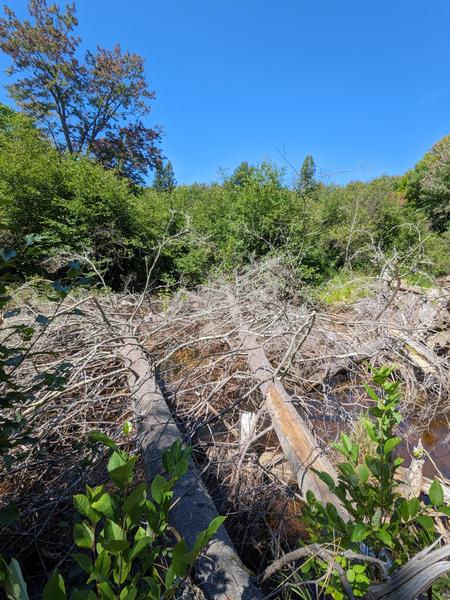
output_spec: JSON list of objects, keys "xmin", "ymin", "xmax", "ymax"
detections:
[
  {"xmin": 120, "ymin": 339, "xmax": 265, "ymax": 600},
  {"xmin": 367, "ymin": 542, "xmax": 450, "ymax": 600},
  {"xmin": 229, "ymin": 300, "xmax": 348, "ymax": 519}
]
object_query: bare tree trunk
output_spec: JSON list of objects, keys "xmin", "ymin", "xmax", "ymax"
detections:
[{"xmin": 120, "ymin": 339, "xmax": 265, "ymax": 600}]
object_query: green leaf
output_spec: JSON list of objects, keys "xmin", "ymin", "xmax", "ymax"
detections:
[
  {"xmin": 7, "ymin": 559, "xmax": 29, "ymax": 600},
  {"xmin": 408, "ymin": 498, "xmax": 420, "ymax": 518},
  {"xmin": 42, "ymin": 571, "xmax": 66, "ymax": 600},
  {"xmin": 400, "ymin": 500, "xmax": 410, "ymax": 522},
  {"xmin": 92, "ymin": 551, "xmax": 111, "ymax": 583},
  {"xmin": 70, "ymin": 590, "xmax": 97, "ymax": 600},
  {"xmin": 192, "ymin": 515, "xmax": 226, "ymax": 554},
  {"xmin": 129, "ymin": 536, "xmax": 152, "ymax": 562},
  {"xmin": 119, "ymin": 585, "xmax": 137, "ymax": 600},
  {"xmin": 73, "ymin": 522, "xmax": 94, "ymax": 549},
  {"xmin": 315, "ymin": 470, "xmax": 336, "ymax": 491},
  {"xmin": 0, "ymin": 503, "xmax": 19, "ymax": 526},
  {"xmin": 71, "ymin": 553, "xmax": 92, "ymax": 574},
  {"xmin": 375, "ymin": 529, "xmax": 393, "ymax": 547},
  {"xmin": 123, "ymin": 483, "xmax": 147, "ymax": 517},
  {"xmin": 171, "ymin": 539, "xmax": 190, "ymax": 577},
  {"xmin": 91, "ymin": 493, "xmax": 118, "ymax": 520},
  {"xmin": 358, "ymin": 464, "xmax": 370, "ymax": 483},
  {"xmin": 326, "ymin": 503, "xmax": 338, "ymax": 523},
  {"xmin": 99, "ymin": 520, "xmax": 129, "ymax": 552},
  {"xmin": 439, "ymin": 506, "xmax": 450, "ymax": 517},
  {"xmin": 88, "ymin": 431, "xmax": 117, "ymax": 450},
  {"xmin": 350, "ymin": 523, "xmax": 370, "ymax": 542},
  {"xmin": 341, "ymin": 433, "xmax": 352, "ymax": 453},
  {"xmin": 383, "ymin": 437, "xmax": 401, "ymax": 454},
  {"xmin": 416, "ymin": 515, "xmax": 435, "ymax": 530},
  {"xmin": 151, "ymin": 474, "xmax": 171, "ymax": 504},
  {"xmin": 108, "ymin": 452, "xmax": 136, "ymax": 488},
  {"xmin": 97, "ymin": 582, "xmax": 115, "ymax": 600},
  {"xmin": 73, "ymin": 494, "xmax": 100, "ymax": 524},
  {"xmin": 429, "ymin": 480, "xmax": 444, "ymax": 507}
]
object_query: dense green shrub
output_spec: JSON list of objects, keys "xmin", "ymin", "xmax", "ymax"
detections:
[
  {"xmin": 296, "ymin": 367, "xmax": 450, "ymax": 599},
  {"xmin": 0, "ymin": 104, "xmax": 448, "ymax": 290}
]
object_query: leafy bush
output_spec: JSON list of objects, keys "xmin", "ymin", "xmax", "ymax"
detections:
[
  {"xmin": 0, "ymin": 432, "xmax": 225, "ymax": 599},
  {"xmin": 298, "ymin": 366, "xmax": 450, "ymax": 599}
]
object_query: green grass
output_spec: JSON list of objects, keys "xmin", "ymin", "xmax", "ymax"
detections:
[{"xmin": 316, "ymin": 272, "xmax": 373, "ymax": 305}]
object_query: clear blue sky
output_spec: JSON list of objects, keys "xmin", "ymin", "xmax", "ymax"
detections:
[{"xmin": 1, "ymin": 0, "xmax": 450, "ymax": 185}]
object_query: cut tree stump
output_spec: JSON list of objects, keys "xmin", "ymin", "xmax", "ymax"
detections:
[{"xmin": 120, "ymin": 339, "xmax": 265, "ymax": 600}]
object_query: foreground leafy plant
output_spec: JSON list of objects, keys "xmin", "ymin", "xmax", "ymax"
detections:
[
  {"xmin": 0, "ymin": 429, "xmax": 225, "ymax": 599},
  {"xmin": 298, "ymin": 366, "xmax": 450, "ymax": 599}
]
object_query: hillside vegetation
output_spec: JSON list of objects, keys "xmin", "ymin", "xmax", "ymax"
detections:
[
  {"xmin": 0, "ymin": 105, "xmax": 448, "ymax": 293},
  {"xmin": 0, "ymin": 1, "xmax": 449, "ymax": 599}
]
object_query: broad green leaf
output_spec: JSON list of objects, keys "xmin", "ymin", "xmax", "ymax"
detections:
[
  {"xmin": 326, "ymin": 503, "xmax": 338, "ymax": 523},
  {"xmin": 92, "ymin": 551, "xmax": 111, "ymax": 582},
  {"xmin": 315, "ymin": 470, "xmax": 336, "ymax": 491},
  {"xmin": 129, "ymin": 536, "xmax": 152, "ymax": 562},
  {"xmin": 73, "ymin": 494, "xmax": 100, "ymax": 524},
  {"xmin": 123, "ymin": 483, "xmax": 147, "ymax": 517},
  {"xmin": 408, "ymin": 498, "xmax": 420, "ymax": 518},
  {"xmin": 193, "ymin": 516, "xmax": 226, "ymax": 553},
  {"xmin": 151, "ymin": 474, "xmax": 171, "ymax": 504},
  {"xmin": 429, "ymin": 480, "xmax": 444, "ymax": 507},
  {"xmin": 73, "ymin": 522, "xmax": 94, "ymax": 549},
  {"xmin": 42, "ymin": 571, "xmax": 66, "ymax": 600},
  {"xmin": 113, "ymin": 556, "xmax": 130, "ymax": 585},
  {"xmin": 71, "ymin": 553, "xmax": 92, "ymax": 574},
  {"xmin": 400, "ymin": 500, "xmax": 409, "ymax": 522},
  {"xmin": 0, "ymin": 503, "xmax": 19, "ymax": 526},
  {"xmin": 358, "ymin": 464, "xmax": 370, "ymax": 483},
  {"xmin": 416, "ymin": 515, "xmax": 435, "ymax": 530},
  {"xmin": 375, "ymin": 529, "xmax": 393, "ymax": 547},
  {"xmin": 97, "ymin": 582, "xmax": 115, "ymax": 600},
  {"xmin": 171, "ymin": 539, "xmax": 190, "ymax": 577},
  {"xmin": 108, "ymin": 452, "xmax": 136, "ymax": 488},
  {"xmin": 350, "ymin": 523, "xmax": 369, "ymax": 542},
  {"xmin": 119, "ymin": 585, "xmax": 137, "ymax": 600},
  {"xmin": 99, "ymin": 520, "xmax": 129, "ymax": 553},
  {"xmin": 383, "ymin": 437, "xmax": 401, "ymax": 454},
  {"xmin": 364, "ymin": 384, "xmax": 379, "ymax": 402},
  {"xmin": 7, "ymin": 559, "xmax": 29, "ymax": 600},
  {"xmin": 91, "ymin": 493, "xmax": 118, "ymax": 520}
]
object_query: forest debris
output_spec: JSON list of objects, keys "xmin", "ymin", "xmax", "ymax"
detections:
[
  {"xmin": 367, "ymin": 541, "xmax": 450, "ymax": 600},
  {"xmin": 397, "ymin": 443, "xmax": 425, "ymax": 500},
  {"xmin": 229, "ymin": 295, "xmax": 349, "ymax": 519},
  {"xmin": 239, "ymin": 411, "xmax": 258, "ymax": 449},
  {"xmin": 120, "ymin": 339, "xmax": 265, "ymax": 600}
]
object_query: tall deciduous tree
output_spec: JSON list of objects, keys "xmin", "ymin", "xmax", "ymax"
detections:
[
  {"xmin": 0, "ymin": 0, "xmax": 162, "ymax": 182},
  {"xmin": 403, "ymin": 135, "xmax": 450, "ymax": 232}
]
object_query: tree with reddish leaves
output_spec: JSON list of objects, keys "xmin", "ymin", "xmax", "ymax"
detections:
[{"xmin": 0, "ymin": 0, "xmax": 162, "ymax": 183}]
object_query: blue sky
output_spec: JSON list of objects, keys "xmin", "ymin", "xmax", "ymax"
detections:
[{"xmin": 1, "ymin": 0, "xmax": 450, "ymax": 185}]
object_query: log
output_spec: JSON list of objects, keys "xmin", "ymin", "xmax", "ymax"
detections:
[
  {"xmin": 229, "ymin": 300, "xmax": 348, "ymax": 519},
  {"xmin": 367, "ymin": 543, "xmax": 450, "ymax": 600},
  {"xmin": 120, "ymin": 339, "xmax": 264, "ymax": 600}
]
